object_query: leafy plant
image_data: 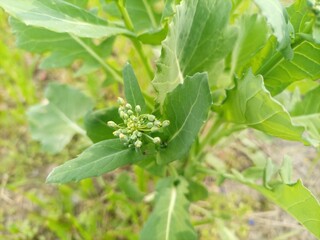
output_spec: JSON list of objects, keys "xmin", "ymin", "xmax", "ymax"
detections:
[{"xmin": 1, "ymin": 0, "xmax": 320, "ymax": 239}]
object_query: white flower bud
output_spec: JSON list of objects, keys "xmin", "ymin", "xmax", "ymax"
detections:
[
  {"xmin": 117, "ymin": 97, "xmax": 125, "ymax": 105},
  {"xmin": 153, "ymin": 137, "xmax": 161, "ymax": 144},
  {"xmin": 146, "ymin": 122, "xmax": 153, "ymax": 128},
  {"xmin": 125, "ymin": 103, "xmax": 132, "ymax": 109},
  {"xmin": 151, "ymin": 126, "xmax": 159, "ymax": 132},
  {"xmin": 107, "ymin": 121, "xmax": 117, "ymax": 128},
  {"xmin": 147, "ymin": 115, "xmax": 155, "ymax": 122},
  {"xmin": 162, "ymin": 120, "xmax": 170, "ymax": 127},
  {"xmin": 154, "ymin": 120, "xmax": 161, "ymax": 127},
  {"xmin": 134, "ymin": 140, "xmax": 142, "ymax": 148},
  {"xmin": 135, "ymin": 105, "xmax": 141, "ymax": 113},
  {"xmin": 127, "ymin": 110, "xmax": 133, "ymax": 115}
]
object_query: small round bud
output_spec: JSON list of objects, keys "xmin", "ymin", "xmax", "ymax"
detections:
[
  {"xmin": 119, "ymin": 133, "xmax": 127, "ymax": 140},
  {"xmin": 154, "ymin": 120, "xmax": 161, "ymax": 127},
  {"xmin": 162, "ymin": 120, "xmax": 170, "ymax": 127},
  {"xmin": 117, "ymin": 97, "xmax": 125, "ymax": 105},
  {"xmin": 107, "ymin": 121, "xmax": 117, "ymax": 128},
  {"xmin": 113, "ymin": 130, "xmax": 120, "ymax": 136},
  {"xmin": 125, "ymin": 103, "xmax": 132, "ymax": 109},
  {"xmin": 130, "ymin": 134, "xmax": 137, "ymax": 140},
  {"xmin": 151, "ymin": 126, "xmax": 159, "ymax": 132},
  {"xmin": 135, "ymin": 105, "xmax": 141, "ymax": 113},
  {"xmin": 134, "ymin": 140, "xmax": 142, "ymax": 148},
  {"xmin": 147, "ymin": 115, "xmax": 155, "ymax": 122},
  {"xmin": 127, "ymin": 110, "xmax": 133, "ymax": 115},
  {"xmin": 153, "ymin": 137, "xmax": 161, "ymax": 144},
  {"xmin": 137, "ymin": 132, "xmax": 142, "ymax": 137},
  {"xmin": 123, "ymin": 113, "xmax": 129, "ymax": 119},
  {"xmin": 146, "ymin": 122, "xmax": 153, "ymax": 128}
]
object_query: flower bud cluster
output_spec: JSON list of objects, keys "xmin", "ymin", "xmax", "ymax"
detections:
[{"xmin": 107, "ymin": 98, "xmax": 170, "ymax": 149}]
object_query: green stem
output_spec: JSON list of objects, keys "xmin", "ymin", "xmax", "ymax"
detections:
[
  {"xmin": 142, "ymin": 0, "xmax": 157, "ymax": 28},
  {"xmin": 70, "ymin": 34, "xmax": 122, "ymax": 83},
  {"xmin": 116, "ymin": 1, "xmax": 154, "ymax": 79}
]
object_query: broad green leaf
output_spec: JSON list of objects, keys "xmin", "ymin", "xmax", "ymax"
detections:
[
  {"xmin": 256, "ymin": 181, "xmax": 320, "ymax": 238},
  {"xmin": 161, "ymin": 0, "xmax": 180, "ymax": 22},
  {"xmin": 84, "ymin": 107, "xmax": 121, "ymax": 143},
  {"xmin": 140, "ymin": 177, "xmax": 197, "ymax": 240},
  {"xmin": 10, "ymin": 18, "xmax": 114, "ymax": 74},
  {"xmin": 220, "ymin": 170, "xmax": 320, "ymax": 238},
  {"xmin": 64, "ymin": 0, "xmax": 88, "ymax": 8},
  {"xmin": 232, "ymin": 14, "xmax": 269, "ymax": 74},
  {"xmin": 158, "ymin": 73, "xmax": 212, "ymax": 164},
  {"xmin": 27, "ymin": 83, "xmax": 93, "ymax": 153},
  {"xmin": 117, "ymin": 173, "xmax": 144, "ymax": 202},
  {"xmin": 153, "ymin": 0, "xmax": 237, "ymax": 104},
  {"xmin": 123, "ymin": 63, "xmax": 146, "ymax": 112},
  {"xmin": 46, "ymin": 139, "xmax": 155, "ymax": 183},
  {"xmin": 291, "ymin": 86, "xmax": 320, "ymax": 147},
  {"xmin": 253, "ymin": 0, "xmax": 293, "ymax": 58},
  {"xmin": 220, "ymin": 70, "xmax": 306, "ymax": 143},
  {"xmin": 258, "ymin": 40, "xmax": 320, "ymax": 96},
  {"xmin": 0, "ymin": 0, "xmax": 133, "ymax": 39}
]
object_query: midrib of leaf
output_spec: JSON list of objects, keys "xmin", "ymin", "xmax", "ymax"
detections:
[
  {"xmin": 50, "ymin": 103, "xmax": 86, "ymax": 135},
  {"xmin": 167, "ymin": 82, "xmax": 202, "ymax": 143},
  {"xmin": 69, "ymin": 34, "xmax": 122, "ymax": 82},
  {"xmin": 166, "ymin": 187, "xmax": 177, "ymax": 240}
]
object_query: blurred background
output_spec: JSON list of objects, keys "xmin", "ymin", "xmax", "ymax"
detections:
[{"xmin": 0, "ymin": 3, "xmax": 320, "ymax": 240}]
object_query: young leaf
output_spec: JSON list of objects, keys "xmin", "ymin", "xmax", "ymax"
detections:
[
  {"xmin": 158, "ymin": 73, "xmax": 212, "ymax": 164},
  {"xmin": 84, "ymin": 107, "xmax": 122, "ymax": 143},
  {"xmin": 27, "ymin": 83, "xmax": 93, "ymax": 153},
  {"xmin": 46, "ymin": 139, "xmax": 155, "ymax": 183},
  {"xmin": 123, "ymin": 63, "xmax": 146, "ymax": 112},
  {"xmin": 0, "ymin": 0, "xmax": 133, "ymax": 39},
  {"xmin": 280, "ymin": 155, "xmax": 293, "ymax": 184},
  {"xmin": 263, "ymin": 158, "xmax": 274, "ymax": 189},
  {"xmin": 10, "ymin": 18, "xmax": 115, "ymax": 74},
  {"xmin": 140, "ymin": 177, "xmax": 197, "ymax": 240},
  {"xmin": 153, "ymin": 0, "xmax": 237, "ymax": 104},
  {"xmin": 253, "ymin": 0, "xmax": 293, "ymax": 58},
  {"xmin": 220, "ymin": 70, "xmax": 306, "ymax": 143}
]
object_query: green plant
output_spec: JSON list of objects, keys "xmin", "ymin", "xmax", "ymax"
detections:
[{"xmin": 1, "ymin": 0, "xmax": 320, "ymax": 239}]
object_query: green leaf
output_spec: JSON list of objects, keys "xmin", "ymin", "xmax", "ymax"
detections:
[
  {"xmin": 46, "ymin": 139, "xmax": 155, "ymax": 183},
  {"xmin": 280, "ymin": 155, "xmax": 293, "ymax": 184},
  {"xmin": 123, "ymin": 63, "xmax": 146, "ymax": 112},
  {"xmin": 186, "ymin": 180, "xmax": 209, "ymax": 202},
  {"xmin": 0, "ymin": 0, "xmax": 133, "ymax": 39},
  {"xmin": 256, "ymin": 180, "xmax": 320, "ymax": 238},
  {"xmin": 228, "ymin": 171, "xmax": 320, "ymax": 239},
  {"xmin": 259, "ymin": 40, "xmax": 320, "ymax": 96},
  {"xmin": 27, "ymin": 83, "xmax": 93, "ymax": 153},
  {"xmin": 220, "ymin": 70, "xmax": 306, "ymax": 143},
  {"xmin": 140, "ymin": 177, "xmax": 197, "ymax": 240},
  {"xmin": 101, "ymin": 0, "xmax": 162, "ymax": 33},
  {"xmin": 253, "ymin": 0, "xmax": 293, "ymax": 58},
  {"xmin": 84, "ymin": 107, "xmax": 122, "ymax": 143},
  {"xmin": 158, "ymin": 73, "xmax": 212, "ymax": 164},
  {"xmin": 263, "ymin": 158, "xmax": 274, "ymax": 189},
  {"xmin": 231, "ymin": 14, "xmax": 269, "ymax": 74},
  {"xmin": 291, "ymin": 86, "xmax": 320, "ymax": 147},
  {"xmin": 10, "ymin": 18, "xmax": 115, "ymax": 74},
  {"xmin": 153, "ymin": 0, "xmax": 237, "ymax": 104},
  {"xmin": 117, "ymin": 173, "xmax": 144, "ymax": 202}
]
